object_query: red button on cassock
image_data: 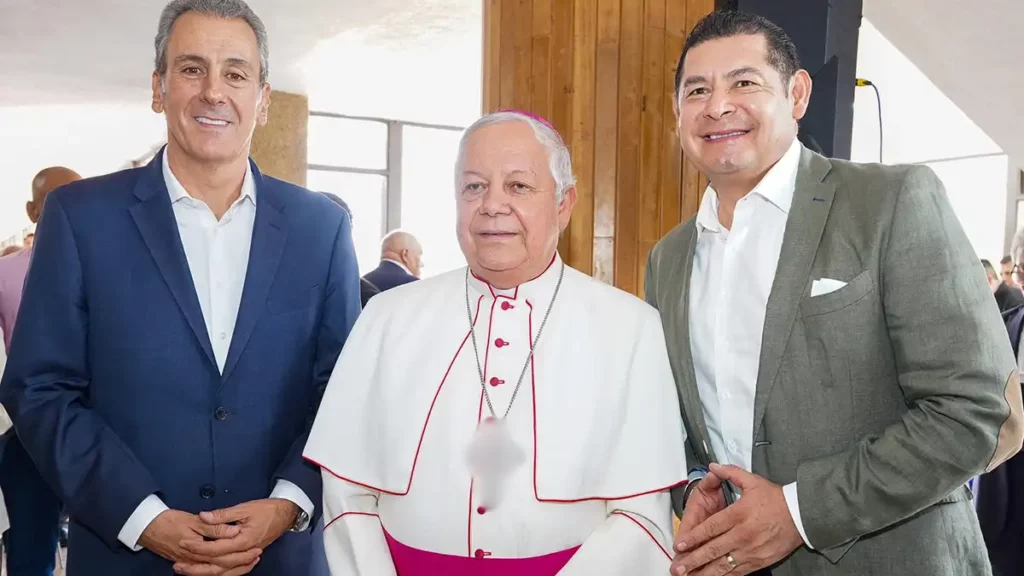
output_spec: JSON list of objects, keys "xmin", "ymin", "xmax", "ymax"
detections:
[
  {"xmin": 501, "ymin": 301, "xmax": 514, "ymax": 310},
  {"xmin": 474, "ymin": 549, "xmax": 486, "ymax": 559},
  {"xmin": 477, "ymin": 506, "xmax": 487, "ymax": 515},
  {"xmin": 495, "ymin": 339, "xmax": 507, "ymax": 348},
  {"xmin": 489, "ymin": 377, "xmax": 504, "ymax": 387}
]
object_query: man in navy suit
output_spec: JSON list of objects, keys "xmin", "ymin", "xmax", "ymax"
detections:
[
  {"xmin": 0, "ymin": 1, "xmax": 360, "ymax": 574},
  {"xmin": 361, "ymin": 230, "xmax": 422, "ymax": 306}
]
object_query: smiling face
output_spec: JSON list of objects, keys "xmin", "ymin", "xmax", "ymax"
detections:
[
  {"xmin": 675, "ymin": 33, "xmax": 810, "ymax": 187},
  {"xmin": 456, "ymin": 120, "xmax": 576, "ymax": 289},
  {"xmin": 151, "ymin": 11, "xmax": 271, "ymax": 166}
]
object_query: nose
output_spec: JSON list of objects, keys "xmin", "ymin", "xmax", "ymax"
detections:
[
  {"xmin": 702, "ymin": 89, "xmax": 735, "ymax": 121},
  {"xmin": 200, "ymin": 73, "xmax": 226, "ymax": 106},
  {"xmin": 479, "ymin": 185, "xmax": 511, "ymax": 216}
]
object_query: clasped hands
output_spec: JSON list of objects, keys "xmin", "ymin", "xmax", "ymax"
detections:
[
  {"xmin": 139, "ymin": 498, "xmax": 299, "ymax": 576},
  {"xmin": 670, "ymin": 464, "xmax": 803, "ymax": 576}
]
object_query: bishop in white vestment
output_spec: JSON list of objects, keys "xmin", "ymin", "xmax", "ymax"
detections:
[{"xmin": 304, "ymin": 110, "xmax": 688, "ymax": 575}]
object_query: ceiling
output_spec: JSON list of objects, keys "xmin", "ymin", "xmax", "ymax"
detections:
[
  {"xmin": 0, "ymin": 0, "xmax": 476, "ymax": 105},
  {"xmin": 863, "ymin": 0, "xmax": 1023, "ymax": 169},
  {"xmin": 2, "ymin": 0, "xmax": 1019, "ymax": 169}
]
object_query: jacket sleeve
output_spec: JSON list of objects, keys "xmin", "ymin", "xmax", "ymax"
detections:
[
  {"xmin": 795, "ymin": 166, "xmax": 1024, "ymax": 556},
  {"xmin": 0, "ymin": 193, "xmax": 160, "ymax": 549},
  {"xmin": 273, "ymin": 209, "xmax": 362, "ymax": 525}
]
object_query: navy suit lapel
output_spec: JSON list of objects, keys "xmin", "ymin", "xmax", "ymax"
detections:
[
  {"xmin": 220, "ymin": 162, "xmax": 287, "ymax": 386},
  {"xmin": 129, "ymin": 151, "xmax": 217, "ymax": 369}
]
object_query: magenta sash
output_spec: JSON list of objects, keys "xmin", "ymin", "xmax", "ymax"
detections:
[{"xmin": 383, "ymin": 528, "xmax": 580, "ymax": 575}]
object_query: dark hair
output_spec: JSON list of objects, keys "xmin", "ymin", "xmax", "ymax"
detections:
[
  {"xmin": 981, "ymin": 259, "xmax": 998, "ymax": 279},
  {"xmin": 1001, "ymin": 255, "xmax": 1013, "ymax": 266},
  {"xmin": 321, "ymin": 192, "xmax": 352, "ymax": 220},
  {"xmin": 674, "ymin": 10, "xmax": 801, "ymax": 95}
]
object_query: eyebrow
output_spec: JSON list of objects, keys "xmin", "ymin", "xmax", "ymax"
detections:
[
  {"xmin": 506, "ymin": 169, "xmax": 537, "ymax": 178},
  {"xmin": 682, "ymin": 66, "xmax": 764, "ymax": 89},
  {"xmin": 727, "ymin": 67, "xmax": 763, "ymax": 79},
  {"xmin": 173, "ymin": 54, "xmax": 253, "ymax": 70}
]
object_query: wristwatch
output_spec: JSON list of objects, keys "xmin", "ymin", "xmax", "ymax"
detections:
[
  {"xmin": 681, "ymin": 466, "xmax": 709, "ymax": 507},
  {"xmin": 290, "ymin": 508, "xmax": 311, "ymax": 532}
]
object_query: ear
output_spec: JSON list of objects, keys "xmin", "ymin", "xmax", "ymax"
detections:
[
  {"xmin": 25, "ymin": 201, "xmax": 35, "ymax": 222},
  {"xmin": 257, "ymin": 84, "xmax": 272, "ymax": 127},
  {"xmin": 151, "ymin": 72, "xmax": 165, "ymax": 114},
  {"xmin": 557, "ymin": 186, "xmax": 578, "ymax": 233},
  {"xmin": 790, "ymin": 69, "xmax": 813, "ymax": 121}
]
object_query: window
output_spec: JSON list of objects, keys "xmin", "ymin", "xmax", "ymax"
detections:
[
  {"xmin": 307, "ymin": 112, "xmax": 467, "ymax": 279},
  {"xmin": 307, "ymin": 116, "xmax": 387, "ymax": 171},
  {"xmin": 400, "ymin": 125, "xmax": 465, "ymax": 277},
  {"xmin": 306, "ymin": 171, "xmax": 386, "ymax": 276}
]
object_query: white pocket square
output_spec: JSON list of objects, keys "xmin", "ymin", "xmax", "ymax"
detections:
[{"xmin": 811, "ymin": 278, "xmax": 848, "ymax": 297}]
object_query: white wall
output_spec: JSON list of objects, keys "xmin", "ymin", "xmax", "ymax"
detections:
[
  {"xmin": 850, "ymin": 19, "xmax": 1008, "ymax": 262},
  {"xmin": 0, "ymin": 101, "xmax": 165, "ymax": 242}
]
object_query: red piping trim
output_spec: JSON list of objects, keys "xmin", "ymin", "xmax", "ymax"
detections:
[
  {"xmin": 469, "ymin": 254, "xmax": 556, "ymax": 300},
  {"xmin": 468, "ymin": 297, "xmax": 495, "ymax": 553},
  {"xmin": 305, "ymin": 294, "xmax": 486, "ymax": 496},
  {"xmin": 466, "ymin": 389, "xmax": 486, "ymax": 557},
  {"xmin": 611, "ymin": 511, "xmax": 672, "ymax": 561},
  {"xmin": 529, "ymin": 299, "xmax": 541, "ymax": 501},
  {"xmin": 323, "ymin": 511, "xmax": 379, "ymax": 531},
  {"xmin": 527, "ymin": 295, "xmax": 688, "ymax": 503}
]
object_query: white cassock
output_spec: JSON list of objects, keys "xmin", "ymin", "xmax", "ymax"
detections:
[{"xmin": 304, "ymin": 255, "xmax": 688, "ymax": 575}]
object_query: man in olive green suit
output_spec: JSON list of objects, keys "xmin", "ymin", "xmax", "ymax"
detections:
[{"xmin": 647, "ymin": 11, "xmax": 1024, "ymax": 576}]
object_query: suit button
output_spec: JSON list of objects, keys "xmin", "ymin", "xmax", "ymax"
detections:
[
  {"xmin": 200, "ymin": 485, "xmax": 215, "ymax": 499},
  {"xmin": 214, "ymin": 407, "xmax": 228, "ymax": 421}
]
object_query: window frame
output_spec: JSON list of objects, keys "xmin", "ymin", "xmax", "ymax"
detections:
[{"xmin": 306, "ymin": 111, "xmax": 465, "ymax": 240}]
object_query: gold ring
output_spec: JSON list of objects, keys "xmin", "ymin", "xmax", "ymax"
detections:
[{"xmin": 726, "ymin": 553, "xmax": 738, "ymax": 569}]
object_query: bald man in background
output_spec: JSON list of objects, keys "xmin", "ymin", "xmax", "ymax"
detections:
[
  {"xmin": 361, "ymin": 230, "xmax": 423, "ymax": 306},
  {"xmin": 0, "ymin": 166, "xmax": 80, "ymax": 576}
]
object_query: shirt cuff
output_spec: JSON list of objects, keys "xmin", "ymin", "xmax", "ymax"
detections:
[
  {"xmin": 118, "ymin": 494, "xmax": 169, "ymax": 551},
  {"xmin": 782, "ymin": 482, "xmax": 814, "ymax": 549},
  {"xmin": 270, "ymin": 479, "xmax": 314, "ymax": 531}
]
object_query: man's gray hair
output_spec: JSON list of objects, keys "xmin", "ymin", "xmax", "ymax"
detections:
[
  {"xmin": 155, "ymin": 0, "xmax": 270, "ymax": 85},
  {"xmin": 1012, "ymin": 227, "xmax": 1024, "ymax": 265},
  {"xmin": 455, "ymin": 111, "xmax": 577, "ymax": 202}
]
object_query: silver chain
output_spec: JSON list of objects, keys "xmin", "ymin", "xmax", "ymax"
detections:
[{"xmin": 464, "ymin": 262, "xmax": 565, "ymax": 420}]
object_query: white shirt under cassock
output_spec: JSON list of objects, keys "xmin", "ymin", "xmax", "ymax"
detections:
[
  {"xmin": 689, "ymin": 138, "xmax": 812, "ymax": 545},
  {"xmin": 304, "ymin": 255, "xmax": 688, "ymax": 574},
  {"xmin": 116, "ymin": 152, "xmax": 315, "ymax": 550}
]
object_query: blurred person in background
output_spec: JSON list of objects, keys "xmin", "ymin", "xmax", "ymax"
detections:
[
  {"xmin": 0, "ymin": 165, "xmax": 80, "ymax": 576},
  {"xmin": 983, "ymin": 258, "xmax": 1024, "ymax": 312}
]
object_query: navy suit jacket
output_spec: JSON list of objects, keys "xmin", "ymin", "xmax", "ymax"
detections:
[
  {"xmin": 979, "ymin": 305, "xmax": 1024, "ymax": 575},
  {"xmin": 0, "ymin": 154, "xmax": 361, "ymax": 575},
  {"xmin": 360, "ymin": 261, "xmax": 417, "ymax": 307}
]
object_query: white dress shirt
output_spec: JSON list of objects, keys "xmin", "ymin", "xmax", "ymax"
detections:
[
  {"xmin": 116, "ymin": 153, "xmax": 314, "ymax": 551},
  {"xmin": 688, "ymin": 138, "xmax": 812, "ymax": 546}
]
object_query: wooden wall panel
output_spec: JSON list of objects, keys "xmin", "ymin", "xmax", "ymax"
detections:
[
  {"xmin": 614, "ymin": 0, "xmax": 645, "ymax": 296},
  {"xmin": 483, "ymin": 0, "xmax": 714, "ymax": 297},
  {"xmin": 568, "ymin": 0, "xmax": 597, "ymax": 275},
  {"xmin": 661, "ymin": 0, "xmax": 686, "ymax": 238},
  {"xmin": 592, "ymin": 0, "xmax": 621, "ymax": 285},
  {"xmin": 637, "ymin": 0, "xmax": 666, "ymax": 293}
]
